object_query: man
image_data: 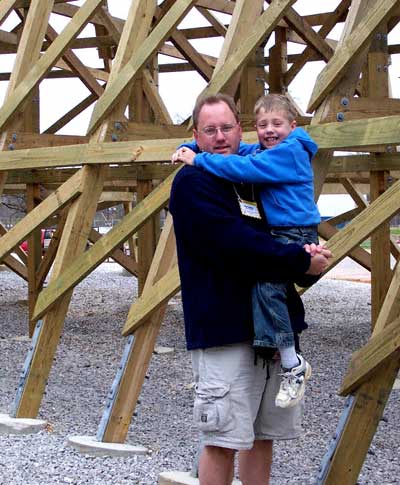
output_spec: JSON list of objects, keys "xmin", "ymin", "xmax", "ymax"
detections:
[{"xmin": 169, "ymin": 93, "xmax": 330, "ymax": 484}]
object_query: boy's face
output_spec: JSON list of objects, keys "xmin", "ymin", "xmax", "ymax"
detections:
[{"xmin": 255, "ymin": 109, "xmax": 296, "ymax": 149}]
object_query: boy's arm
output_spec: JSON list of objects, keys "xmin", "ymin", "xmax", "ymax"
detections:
[
  {"xmin": 193, "ymin": 139, "xmax": 313, "ymax": 184},
  {"xmin": 176, "ymin": 140, "xmax": 258, "ymax": 155}
]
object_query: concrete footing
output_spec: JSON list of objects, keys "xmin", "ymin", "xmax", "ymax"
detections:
[
  {"xmin": 158, "ymin": 471, "xmax": 242, "ymax": 484},
  {"xmin": 0, "ymin": 413, "xmax": 47, "ymax": 435},
  {"xmin": 67, "ymin": 435, "xmax": 148, "ymax": 457}
]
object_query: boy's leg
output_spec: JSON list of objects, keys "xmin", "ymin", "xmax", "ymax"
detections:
[{"xmin": 252, "ymin": 280, "xmax": 296, "ymax": 365}]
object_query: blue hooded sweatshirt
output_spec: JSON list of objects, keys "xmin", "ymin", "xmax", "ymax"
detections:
[{"xmin": 184, "ymin": 127, "xmax": 321, "ymax": 227}]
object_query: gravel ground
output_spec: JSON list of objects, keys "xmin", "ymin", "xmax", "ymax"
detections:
[{"xmin": 0, "ymin": 263, "xmax": 399, "ymax": 484}]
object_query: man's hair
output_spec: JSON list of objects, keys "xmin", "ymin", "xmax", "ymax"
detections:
[
  {"xmin": 254, "ymin": 94, "xmax": 297, "ymax": 122},
  {"xmin": 192, "ymin": 93, "xmax": 239, "ymax": 129}
]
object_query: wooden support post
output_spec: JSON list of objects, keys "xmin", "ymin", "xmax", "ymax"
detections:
[
  {"xmin": 136, "ymin": 179, "xmax": 158, "ymax": 294},
  {"xmin": 99, "ymin": 214, "xmax": 177, "ymax": 443},
  {"xmin": 370, "ymin": 171, "xmax": 391, "ymax": 327},
  {"xmin": 26, "ymin": 183, "xmax": 42, "ymax": 336},
  {"xmin": 13, "ymin": 165, "xmax": 106, "ymax": 418},
  {"xmin": 268, "ymin": 26, "xmax": 287, "ymax": 93}
]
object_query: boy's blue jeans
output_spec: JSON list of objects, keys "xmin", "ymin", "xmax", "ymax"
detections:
[{"xmin": 252, "ymin": 226, "xmax": 319, "ymax": 349}]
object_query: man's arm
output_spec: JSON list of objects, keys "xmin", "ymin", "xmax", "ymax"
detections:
[{"xmin": 169, "ymin": 167, "xmax": 316, "ymax": 283}]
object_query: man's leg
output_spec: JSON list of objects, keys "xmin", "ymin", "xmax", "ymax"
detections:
[
  {"xmin": 238, "ymin": 440, "xmax": 273, "ymax": 485},
  {"xmin": 199, "ymin": 445, "xmax": 235, "ymax": 485}
]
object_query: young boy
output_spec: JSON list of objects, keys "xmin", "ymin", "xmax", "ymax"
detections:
[{"xmin": 172, "ymin": 94, "xmax": 321, "ymax": 409}]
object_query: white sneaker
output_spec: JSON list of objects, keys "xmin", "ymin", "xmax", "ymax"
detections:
[{"xmin": 275, "ymin": 354, "xmax": 312, "ymax": 408}]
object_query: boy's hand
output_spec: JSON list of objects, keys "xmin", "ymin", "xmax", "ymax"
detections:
[
  {"xmin": 171, "ymin": 147, "xmax": 196, "ymax": 165},
  {"xmin": 304, "ymin": 243, "xmax": 332, "ymax": 258},
  {"xmin": 304, "ymin": 244, "xmax": 332, "ymax": 275}
]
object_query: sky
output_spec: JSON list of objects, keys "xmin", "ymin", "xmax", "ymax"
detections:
[{"xmin": 1, "ymin": 0, "xmax": 398, "ymax": 215}]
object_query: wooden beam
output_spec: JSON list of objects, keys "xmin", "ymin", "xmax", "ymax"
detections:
[
  {"xmin": 169, "ymin": 29, "xmax": 213, "ymax": 81},
  {"xmin": 321, "ymin": 178, "xmax": 400, "ymax": 273},
  {"xmin": 32, "ymin": 167, "xmax": 179, "ymax": 321},
  {"xmin": 0, "ymin": 169, "xmax": 83, "ymax": 262},
  {"xmin": 0, "ymin": 0, "xmax": 18, "ymax": 27},
  {"xmin": 45, "ymin": 24, "xmax": 104, "ymax": 97},
  {"xmin": 307, "ymin": 0, "xmax": 399, "ymax": 112},
  {"xmin": 211, "ymin": 0, "xmax": 264, "ymax": 96},
  {"xmin": 122, "ymin": 263, "xmax": 180, "ymax": 335},
  {"xmin": 340, "ymin": 315, "xmax": 400, "ymax": 396},
  {"xmin": 43, "ymin": 93, "xmax": 97, "ymax": 134},
  {"xmin": 88, "ymin": 228, "xmax": 137, "ymax": 276},
  {"xmin": 88, "ymin": 0, "xmax": 196, "ymax": 133},
  {"xmin": 198, "ymin": 0, "xmax": 296, "ymax": 98},
  {"xmin": 0, "ymin": 0, "xmax": 104, "ymax": 131}
]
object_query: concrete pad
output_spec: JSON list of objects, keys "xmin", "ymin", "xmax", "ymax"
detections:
[
  {"xmin": 67, "ymin": 435, "xmax": 148, "ymax": 457},
  {"xmin": 0, "ymin": 413, "xmax": 47, "ymax": 435},
  {"xmin": 159, "ymin": 471, "xmax": 242, "ymax": 485}
]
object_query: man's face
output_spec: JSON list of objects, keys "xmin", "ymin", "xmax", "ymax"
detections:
[
  {"xmin": 255, "ymin": 109, "xmax": 296, "ymax": 149},
  {"xmin": 194, "ymin": 101, "xmax": 242, "ymax": 155}
]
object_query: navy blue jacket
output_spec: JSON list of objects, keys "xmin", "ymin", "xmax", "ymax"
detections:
[{"xmin": 169, "ymin": 166, "xmax": 311, "ymax": 350}]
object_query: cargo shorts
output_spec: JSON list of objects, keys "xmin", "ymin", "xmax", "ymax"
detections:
[{"xmin": 191, "ymin": 342, "xmax": 304, "ymax": 450}]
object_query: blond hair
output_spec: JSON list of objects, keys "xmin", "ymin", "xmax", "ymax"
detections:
[{"xmin": 254, "ymin": 94, "xmax": 297, "ymax": 122}]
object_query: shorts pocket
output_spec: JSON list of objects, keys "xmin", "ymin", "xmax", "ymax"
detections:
[{"xmin": 193, "ymin": 380, "xmax": 234, "ymax": 433}]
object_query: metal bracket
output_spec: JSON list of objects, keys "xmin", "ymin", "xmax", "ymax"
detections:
[
  {"xmin": 10, "ymin": 319, "xmax": 43, "ymax": 417},
  {"xmin": 316, "ymin": 395, "xmax": 355, "ymax": 484},
  {"xmin": 96, "ymin": 334, "xmax": 135, "ymax": 441}
]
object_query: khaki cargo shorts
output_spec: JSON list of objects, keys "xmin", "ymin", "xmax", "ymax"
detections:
[{"xmin": 191, "ymin": 342, "xmax": 304, "ymax": 450}]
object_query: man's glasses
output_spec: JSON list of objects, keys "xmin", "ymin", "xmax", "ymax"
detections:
[{"xmin": 200, "ymin": 124, "xmax": 237, "ymax": 137}]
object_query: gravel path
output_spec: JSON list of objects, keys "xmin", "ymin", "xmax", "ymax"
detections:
[{"xmin": 0, "ymin": 264, "xmax": 399, "ymax": 484}]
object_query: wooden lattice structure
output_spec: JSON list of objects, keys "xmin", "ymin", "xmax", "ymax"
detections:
[{"xmin": 1, "ymin": 1, "xmax": 400, "ymax": 483}]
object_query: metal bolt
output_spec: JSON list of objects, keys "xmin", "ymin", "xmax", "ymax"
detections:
[
  {"xmin": 111, "ymin": 133, "xmax": 118, "ymax": 142},
  {"xmin": 386, "ymin": 145, "xmax": 394, "ymax": 153},
  {"xmin": 114, "ymin": 122, "xmax": 122, "ymax": 131},
  {"xmin": 336, "ymin": 112, "xmax": 345, "ymax": 122},
  {"xmin": 11, "ymin": 133, "xmax": 17, "ymax": 142},
  {"xmin": 8, "ymin": 143, "xmax": 14, "ymax": 150},
  {"xmin": 340, "ymin": 97, "xmax": 349, "ymax": 107}
]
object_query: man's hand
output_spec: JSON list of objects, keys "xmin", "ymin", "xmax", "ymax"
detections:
[
  {"xmin": 304, "ymin": 243, "xmax": 332, "ymax": 275},
  {"xmin": 171, "ymin": 147, "xmax": 196, "ymax": 165}
]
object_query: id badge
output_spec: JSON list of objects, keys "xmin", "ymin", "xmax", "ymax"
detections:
[{"xmin": 238, "ymin": 198, "xmax": 261, "ymax": 219}]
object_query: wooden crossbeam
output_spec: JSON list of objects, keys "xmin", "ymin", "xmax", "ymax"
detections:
[
  {"xmin": 32, "ymin": 168, "xmax": 179, "ymax": 321},
  {"xmin": 284, "ymin": 0, "xmax": 351, "ymax": 85},
  {"xmin": 122, "ymin": 264, "xmax": 180, "ymax": 336},
  {"xmin": 45, "ymin": 24, "xmax": 104, "ymax": 97},
  {"xmin": 88, "ymin": 0, "xmax": 196, "ymax": 133},
  {"xmin": 279, "ymin": 4, "xmax": 334, "ymax": 62},
  {"xmin": 200, "ymin": 0, "xmax": 296, "ymax": 98},
  {"xmin": 4, "ymin": 113, "xmax": 400, "ymax": 171},
  {"xmin": 340, "ymin": 314, "xmax": 400, "ymax": 396},
  {"xmin": 322, "ymin": 179, "xmax": 400, "ymax": 269},
  {"xmin": 0, "ymin": 169, "xmax": 83, "ymax": 262},
  {"xmin": 2, "ymin": 253, "xmax": 28, "ymax": 279},
  {"xmin": 88, "ymin": 228, "xmax": 137, "ymax": 276},
  {"xmin": 0, "ymin": 0, "xmax": 18, "ymax": 27},
  {"xmin": 43, "ymin": 93, "xmax": 97, "ymax": 134},
  {"xmin": 0, "ymin": 0, "xmax": 104, "ymax": 131},
  {"xmin": 307, "ymin": 0, "xmax": 399, "ymax": 112}
]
